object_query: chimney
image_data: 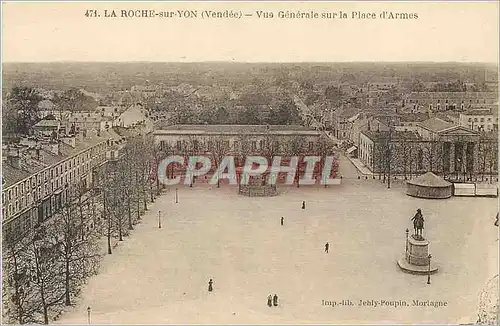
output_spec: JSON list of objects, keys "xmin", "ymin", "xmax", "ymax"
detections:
[
  {"xmin": 42, "ymin": 142, "xmax": 60, "ymax": 156},
  {"xmin": 6, "ymin": 152, "xmax": 21, "ymax": 169},
  {"xmin": 61, "ymin": 136, "xmax": 76, "ymax": 148}
]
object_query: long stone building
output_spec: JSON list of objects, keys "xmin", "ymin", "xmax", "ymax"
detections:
[
  {"xmin": 1, "ymin": 130, "xmax": 122, "ymax": 241},
  {"xmin": 153, "ymin": 124, "xmax": 339, "ymax": 184}
]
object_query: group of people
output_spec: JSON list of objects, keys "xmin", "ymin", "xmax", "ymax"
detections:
[{"xmin": 267, "ymin": 294, "xmax": 279, "ymax": 307}]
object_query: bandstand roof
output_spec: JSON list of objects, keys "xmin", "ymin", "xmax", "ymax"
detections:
[{"xmin": 407, "ymin": 172, "xmax": 452, "ymax": 187}]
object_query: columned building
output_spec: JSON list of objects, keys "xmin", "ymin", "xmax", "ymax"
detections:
[{"xmin": 358, "ymin": 117, "xmax": 497, "ymax": 180}]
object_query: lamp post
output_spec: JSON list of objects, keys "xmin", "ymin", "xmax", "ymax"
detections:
[
  {"xmin": 87, "ymin": 306, "xmax": 91, "ymax": 324},
  {"xmin": 175, "ymin": 188, "xmax": 178, "ymax": 203},
  {"xmin": 427, "ymin": 254, "xmax": 432, "ymax": 284},
  {"xmin": 158, "ymin": 211, "xmax": 161, "ymax": 229},
  {"xmin": 405, "ymin": 228, "xmax": 409, "ymax": 254}
]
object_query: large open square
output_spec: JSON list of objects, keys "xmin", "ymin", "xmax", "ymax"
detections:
[{"xmin": 57, "ymin": 159, "xmax": 498, "ymax": 324}]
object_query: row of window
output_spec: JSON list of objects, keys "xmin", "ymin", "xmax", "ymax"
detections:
[
  {"xmin": 467, "ymin": 117, "xmax": 493, "ymax": 122},
  {"xmin": 3, "ymin": 190, "xmax": 69, "ymax": 241},
  {"xmin": 160, "ymin": 139, "xmax": 318, "ymax": 153},
  {"xmin": 409, "ymin": 99, "xmax": 494, "ymax": 104},
  {"xmin": 2, "ymin": 142, "xmax": 107, "ymax": 213}
]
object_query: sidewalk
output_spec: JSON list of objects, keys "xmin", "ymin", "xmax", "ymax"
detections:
[{"xmin": 347, "ymin": 157, "xmax": 373, "ymax": 176}]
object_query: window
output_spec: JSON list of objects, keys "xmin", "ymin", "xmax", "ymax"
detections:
[
  {"xmin": 474, "ymin": 118, "xmax": 478, "ymax": 122},
  {"xmin": 308, "ymin": 142, "xmax": 314, "ymax": 151},
  {"xmin": 488, "ymin": 118, "xmax": 492, "ymax": 121},
  {"xmin": 468, "ymin": 118, "xmax": 472, "ymax": 122},
  {"xmin": 232, "ymin": 141, "xmax": 240, "ymax": 152},
  {"xmin": 251, "ymin": 141, "xmax": 257, "ymax": 151},
  {"xmin": 176, "ymin": 141, "xmax": 182, "ymax": 151},
  {"xmin": 480, "ymin": 118, "xmax": 485, "ymax": 122},
  {"xmin": 8, "ymin": 190, "xmax": 12, "ymax": 201}
]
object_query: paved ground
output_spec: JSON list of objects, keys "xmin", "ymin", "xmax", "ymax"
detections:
[
  {"xmin": 346, "ymin": 156, "xmax": 374, "ymax": 176},
  {"xmin": 57, "ymin": 158, "xmax": 498, "ymax": 324}
]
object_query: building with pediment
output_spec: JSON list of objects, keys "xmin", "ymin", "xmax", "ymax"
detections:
[{"xmin": 358, "ymin": 117, "xmax": 497, "ymax": 180}]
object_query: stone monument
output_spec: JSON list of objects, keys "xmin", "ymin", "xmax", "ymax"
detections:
[{"xmin": 397, "ymin": 209, "xmax": 438, "ymax": 275}]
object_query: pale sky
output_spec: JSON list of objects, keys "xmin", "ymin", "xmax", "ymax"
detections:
[{"xmin": 2, "ymin": 1, "xmax": 499, "ymax": 63}]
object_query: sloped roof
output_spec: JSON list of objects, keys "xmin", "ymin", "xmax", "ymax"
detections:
[
  {"xmin": 33, "ymin": 119, "xmax": 60, "ymax": 128},
  {"xmin": 418, "ymin": 117, "xmax": 454, "ymax": 132},
  {"xmin": 155, "ymin": 124, "xmax": 318, "ymax": 135},
  {"xmin": 407, "ymin": 172, "xmax": 452, "ymax": 187},
  {"xmin": 399, "ymin": 112, "xmax": 430, "ymax": 122}
]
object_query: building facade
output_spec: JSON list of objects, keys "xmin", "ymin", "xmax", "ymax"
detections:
[
  {"xmin": 358, "ymin": 117, "xmax": 498, "ymax": 180},
  {"xmin": 153, "ymin": 124, "xmax": 338, "ymax": 184},
  {"xmin": 404, "ymin": 92, "xmax": 498, "ymax": 113},
  {"xmin": 459, "ymin": 109, "xmax": 497, "ymax": 132},
  {"xmin": 1, "ymin": 132, "xmax": 113, "ymax": 241}
]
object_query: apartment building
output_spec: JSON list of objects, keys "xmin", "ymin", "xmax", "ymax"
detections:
[{"xmin": 1, "ymin": 131, "xmax": 116, "ymax": 241}]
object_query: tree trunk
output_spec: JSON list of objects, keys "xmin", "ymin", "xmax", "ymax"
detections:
[
  {"xmin": 65, "ymin": 259, "xmax": 71, "ymax": 306},
  {"xmin": 79, "ymin": 196, "xmax": 85, "ymax": 241},
  {"xmin": 107, "ymin": 217, "xmax": 112, "ymax": 254},
  {"xmin": 11, "ymin": 253, "xmax": 24, "ymax": 324},
  {"xmin": 128, "ymin": 196, "xmax": 133, "ymax": 230},
  {"xmin": 119, "ymin": 223, "xmax": 123, "ymax": 241},
  {"xmin": 43, "ymin": 304, "xmax": 49, "ymax": 325}
]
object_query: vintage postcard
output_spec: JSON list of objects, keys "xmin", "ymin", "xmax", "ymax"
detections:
[{"xmin": 1, "ymin": 1, "xmax": 499, "ymax": 325}]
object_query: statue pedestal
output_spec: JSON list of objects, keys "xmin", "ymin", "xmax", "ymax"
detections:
[{"xmin": 397, "ymin": 235, "xmax": 438, "ymax": 275}]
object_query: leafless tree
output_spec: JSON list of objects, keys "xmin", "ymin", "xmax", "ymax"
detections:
[
  {"xmin": 28, "ymin": 226, "xmax": 66, "ymax": 324},
  {"xmin": 421, "ymin": 141, "xmax": 442, "ymax": 174},
  {"xmin": 287, "ymin": 136, "xmax": 306, "ymax": 187},
  {"xmin": 2, "ymin": 236, "xmax": 39, "ymax": 324},
  {"xmin": 210, "ymin": 137, "xmax": 231, "ymax": 188},
  {"xmin": 49, "ymin": 197, "xmax": 101, "ymax": 307}
]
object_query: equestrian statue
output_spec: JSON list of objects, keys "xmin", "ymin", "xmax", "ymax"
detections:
[{"xmin": 411, "ymin": 208, "xmax": 425, "ymax": 239}]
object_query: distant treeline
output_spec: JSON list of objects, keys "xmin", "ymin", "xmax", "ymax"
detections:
[{"xmin": 3, "ymin": 62, "xmax": 496, "ymax": 94}]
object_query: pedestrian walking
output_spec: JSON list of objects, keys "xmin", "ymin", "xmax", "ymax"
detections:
[
  {"xmin": 280, "ymin": 217, "xmax": 284, "ymax": 226},
  {"xmin": 302, "ymin": 201, "xmax": 306, "ymax": 209},
  {"xmin": 267, "ymin": 294, "xmax": 273, "ymax": 307},
  {"xmin": 273, "ymin": 294, "xmax": 279, "ymax": 306},
  {"xmin": 325, "ymin": 242, "xmax": 329, "ymax": 253},
  {"xmin": 208, "ymin": 279, "xmax": 213, "ymax": 292}
]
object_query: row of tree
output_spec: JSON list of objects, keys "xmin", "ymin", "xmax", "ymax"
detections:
[
  {"xmin": 369, "ymin": 137, "xmax": 498, "ymax": 182},
  {"xmin": 2, "ymin": 133, "xmax": 158, "ymax": 324},
  {"xmin": 158, "ymin": 134, "xmax": 337, "ymax": 187},
  {"xmin": 169, "ymin": 101, "xmax": 303, "ymax": 126}
]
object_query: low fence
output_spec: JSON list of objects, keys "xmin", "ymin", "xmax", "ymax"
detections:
[{"xmin": 454, "ymin": 183, "xmax": 498, "ymax": 197}]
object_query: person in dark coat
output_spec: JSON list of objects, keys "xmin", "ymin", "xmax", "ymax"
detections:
[
  {"xmin": 302, "ymin": 201, "xmax": 306, "ymax": 209},
  {"xmin": 273, "ymin": 294, "xmax": 278, "ymax": 306},
  {"xmin": 267, "ymin": 294, "xmax": 273, "ymax": 307},
  {"xmin": 280, "ymin": 217, "xmax": 284, "ymax": 226},
  {"xmin": 208, "ymin": 279, "xmax": 213, "ymax": 292},
  {"xmin": 325, "ymin": 242, "xmax": 329, "ymax": 253}
]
